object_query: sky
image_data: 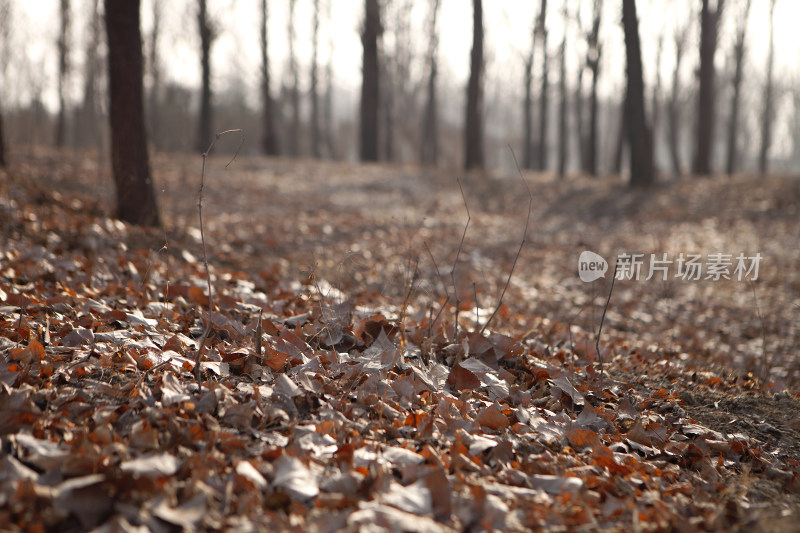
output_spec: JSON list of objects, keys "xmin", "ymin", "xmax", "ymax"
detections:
[{"xmin": 6, "ymin": 0, "xmax": 800, "ymax": 131}]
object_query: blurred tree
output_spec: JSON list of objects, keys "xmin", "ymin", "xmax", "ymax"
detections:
[
  {"xmin": 287, "ymin": 0, "xmax": 300, "ymax": 156},
  {"xmin": 0, "ymin": 0, "xmax": 9, "ymax": 167},
  {"xmin": 612, "ymin": 98, "xmax": 625, "ymax": 175},
  {"xmin": 556, "ymin": 3, "xmax": 568, "ymax": 179},
  {"xmin": 536, "ymin": 0, "xmax": 548, "ymax": 171},
  {"xmin": 573, "ymin": 2, "xmax": 584, "ymax": 171},
  {"xmin": 148, "ymin": 0, "xmax": 161, "ymax": 146},
  {"xmin": 622, "ymin": 0, "xmax": 653, "ymax": 187},
  {"xmin": 667, "ymin": 20, "xmax": 689, "ymax": 177},
  {"xmin": 651, "ymin": 32, "xmax": 663, "ymax": 175},
  {"xmin": 522, "ymin": 13, "xmax": 536, "ymax": 169},
  {"xmin": 55, "ymin": 0, "xmax": 70, "ymax": 148},
  {"xmin": 324, "ymin": 0, "xmax": 335, "ymax": 158},
  {"xmin": 310, "ymin": 0, "xmax": 321, "ymax": 158},
  {"xmin": 693, "ymin": 0, "xmax": 724, "ymax": 176},
  {"xmin": 381, "ymin": 0, "xmax": 395, "ymax": 162},
  {"xmin": 586, "ymin": 0, "xmax": 602, "ymax": 176},
  {"xmin": 196, "ymin": 0, "xmax": 215, "ymax": 152},
  {"xmin": 464, "ymin": 0, "xmax": 483, "ymax": 170},
  {"xmin": 360, "ymin": 0, "xmax": 381, "ymax": 161},
  {"xmin": 726, "ymin": 0, "xmax": 751, "ymax": 175},
  {"xmin": 421, "ymin": 0, "xmax": 440, "ymax": 165},
  {"xmin": 104, "ymin": 0, "xmax": 161, "ymax": 226},
  {"xmin": 75, "ymin": 0, "xmax": 103, "ymax": 149},
  {"xmin": 260, "ymin": 0, "xmax": 279, "ymax": 155},
  {"xmin": 759, "ymin": 0, "xmax": 776, "ymax": 174}
]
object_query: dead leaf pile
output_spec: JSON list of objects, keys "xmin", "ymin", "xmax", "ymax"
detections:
[{"xmin": 1, "ymin": 157, "xmax": 800, "ymax": 532}]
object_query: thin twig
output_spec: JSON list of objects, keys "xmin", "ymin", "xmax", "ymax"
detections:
[
  {"xmin": 749, "ymin": 281, "xmax": 769, "ymax": 381},
  {"xmin": 480, "ymin": 147, "xmax": 533, "ymax": 335},
  {"xmin": 473, "ymin": 281, "xmax": 479, "ymax": 329},
  {"xmin": 596, "ymin": 261, "xmax": 619, "ymax": 385},
  {"xmin": 451, "ymin": 178, "xmax": 470, "ymax": 342},
  {"xmin": 424, "ymin": 241, "xmax": 449, "ymax": 339},
  {"xmin": 194, "ymin": 128, "xmax": 245, "ymax": 385},
  {"xmin": 400, "ymin": 257, "xmax": 420, "ymax": 346}
]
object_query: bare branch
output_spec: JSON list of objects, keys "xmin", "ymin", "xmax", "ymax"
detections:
[
  {"xmin": 194, "ymin": 128, "xmax": 245, "ymax": 384},
  {"xmin": 480, "ymin": 147, "xmax": 532, "ymax": 335},
  {"xmin": 451, "ymin": 177, "xmax": 470, "ymax": 341}
]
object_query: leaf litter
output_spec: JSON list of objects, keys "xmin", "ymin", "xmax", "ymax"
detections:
[{"xmin": 0, "ymin": 151, "xmax": 799, "ymax": 531}]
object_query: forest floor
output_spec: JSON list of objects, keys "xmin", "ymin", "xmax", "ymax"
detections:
[{"xmin": 1, "ymin": 146, "xmax": 799, "ymax": 531}]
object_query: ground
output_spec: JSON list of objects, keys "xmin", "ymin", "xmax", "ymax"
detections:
[{"xmin": 0, "ymin": 147, "xmax": 799, "ymax": 531}]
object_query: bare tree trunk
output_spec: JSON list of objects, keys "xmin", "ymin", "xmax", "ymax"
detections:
[
  {"xmin": 651, "ymin": 33, "xmax": 663, "ymax": 176},
  {"xmin": 0, "ymin": 0, "xmax": 6, "ymax": 166},
  {"xmin": 759, "ymin": 0, "xmax": 776, "ymax": 175},
  {"xmin": 464, "ymin": 0, "xmax": 483, "ymax": 170},
  {"xmin": 622, "ymin": 0, "xmax": 653, "ymax": 187},
  {"xmin": 420, "ymin": 0, "xmax": 440, "ymax": 165},
  {"xmin": 726, "ymin": 0, "xmax": 751, "ymax": 175},
  {"xmin": 196, "ymin": 0, "xmax": 214, "ymax": 152},
  {"xmin": 693, "ymin": 0, "xmax": 724, "ymax": 176},
  {"xmin": 74, "ymin": 0, "xmax": 101, "ymax": 148},
  {"xmin": 0, "ymin": 111, "xmax": 5, "ymax": 167},
  {"xmin": 55, "ymin": 0, "xmax": 70, "ymax": 148},
  {"xmin": 523, "ymin": 18, "xmax": 536, "ymax": 170},
  {"xmin": 536, "ymin": 0, "xmax": 548, "ymax": 171},
  {"xmin": 148, "ymin": 0, "xmax": 160, "ymax": 148},
  {"xmin": 288, "ymin": 0, "xmax": 300, "ymax": 156},
  {"xmin": 573, "ymin": 0, "xmax": 585, "ymax": 173},
  {"xmin": 324, "ymin": 0, "xmax": 336, "ymax": 160},
  {"xmin": 382, "ymin": 53, "xmax": 395, "ymax": 162},
  {"xmin": 612, "ymin": 100, "xmax": 625, "ymax": 175},
  {"xmin": 668, "ymin": 24, "xmax": 688, "ymax": 177},
  {"xmin": 556, "ymin": 4, "xmax": 568, "ymax": 179},
  {"xmin": 260, "ymin": 0, "xmax": 279, "ymax": 155},
  {"xmin": 104, "ymin": 0, "xmax": 160, "ymax": 226},
  {"xmin": 586, "ymin": 0, "xmax": 602, "ymax": 176},
  {"xmin": 310, "ymin": 0, "xmax": 321, "ymax": 158},
  {"xmin": 360, "ymin": 0, "xmax": 381, "ymax": 162}
]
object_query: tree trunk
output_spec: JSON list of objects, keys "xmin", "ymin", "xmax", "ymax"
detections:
[
  {"xmin": 0, "ymin": 0, "xmax": 7, "ymax": 166},
  {"xmin": 574, "ymin": 52, "xmax": 584, "ymax": 171},
  {"xmin": 382, "ymin": 53, "xmax": 395, "ymax": 162},
  {"xmin": 612, "ymin": 100, "xmax": 625, "ymax": 175},
  {"xmin": 651, "ymin": 33, "xmax": 663, "ymax": 176},
  {"xmin": 556, "ymin": 4, "xmax": 568, "ymax": 179},
  {"xmin": 360, "ymin": 0, "xmax": 380, "ymax": 162},
  {"xmin": 536, "ymin": 0, "xmax": 548, "ymax": 171},
  {"xmin": 759, "ymin": 0, "xmax": 776, "ymax": 175},
  {"xmin": 324, "ymin": 3, "xmax": 336, "ymax": 160},
  {"xmin": 288, "ymin": 0, "xmax": 300, "ymax": 156},
  {"xmin": 55, "ymin": 0, "xmax": 70, "ymax": 148},
  {"xmin": 104, "ymin": 0, "xmax": 160, "ymax": 226},
  {"xmin": 667, "ymin": 25, "xmax": 688, "ymax": 177},
  {"xmin": 622, "ymin": 0, "xmax": 653, "ymax": 187},
  {"xmin": 523, "ymin": 19, "xmax": 536, "ymax": 170},
  {"xmin": 692, "ymin": 0, "xmax": 724, "ymax": 176},
  {"xmin": 260, "ymin": 0, "xmax": 279, "ymax": 155},
  {"xmin": 148, "ymin": 0, "xmax": 160, "ymax": 147},
  {"xmin": 75, "ymin": 0, "xmax": 101, "ymax": 148},
  {"xmin": 586, "ymin": 0, "xmax": 602, "ymax": 176},
  {"xmin": 420, "ymin": 0, "xmax": 440, "ymax": 165},
  {"xmin": 464, "ymin": 0, "xmax": 483, "ymax": 170},
  {"xmin": 196, "ymin": 0, "xmax": 213, "ymax": 153},
  {"xmin": 726, "ymin": 0, "xmax": 751, "ymax": 175},
  {"xmin": 0, "ymin": 111, "xmax": 6, "ymax": 167},
  {"xmin": 310, "ymin": 0, "xmax": 321, "ymax": 158}
]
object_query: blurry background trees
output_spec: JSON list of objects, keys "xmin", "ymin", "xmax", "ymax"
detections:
[{"xmin": 0, "ymin": 0, "xmax": 798, "ymax": 183}]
